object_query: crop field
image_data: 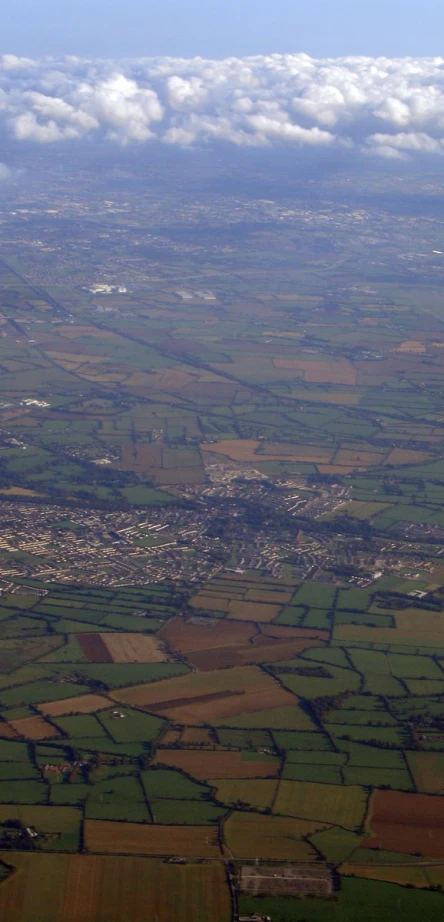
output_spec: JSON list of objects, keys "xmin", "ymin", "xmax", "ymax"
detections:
[
  {"xmin": 407, "ymin": 752, "xmax": 444, "ymax": 793},
  {"xmin": 153, "ymin": 747, "xmax": 280, "ymax": 779},
  {"xmin": 363, "ymin": 790, "xmax": 444, "ymax": 858},
  {"xmin": 274, "ymin": 780, "xmax": 367, "ymax": 830},
  {"xmin": 91, "ymin": 633, "xmax": 169, "ymax": 663},
  {"xmin": 210, "ymin": 779, "xmax": 278, "ymax": 809},
  {"xmin": 0, "ymin": 853, "xmax": 231, "ymax": 922},
  {"xmin": 84, "ymin": 820, "xmax": 223, "ymax": 857},
  {"xmin": 224, "ymin": 811, "xmax": 321, "ymax": 860},
  {"xmin": 161, "ymin": 614, "xmax": 320, "ymax": 669},
  {"xmin": 6, "ymin": 172, "xmax": 444, "ymax": 922},
  {"xmin": 8, "ymin": 716, "xmax": 59, "ymax": 740},
  {"xmin": 113, "ymin": 665, "xmax": 297, "ymax": 723},
  {"xmin": 38, "ymin": 694, "xmax": 112, "ymax": 717}
]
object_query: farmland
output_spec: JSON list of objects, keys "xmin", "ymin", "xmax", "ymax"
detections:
[
  {"xmin": 2, "ymin": 145, "xmax": 444, "ymax": 920},
  {"xmin": 0, "ymin": 854, "xmax": 231, "ymax": 922}
]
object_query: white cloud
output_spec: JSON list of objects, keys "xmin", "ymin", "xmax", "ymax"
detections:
[{"xmin": 1, "ymin": 53, "xmax": 444, "ymax": 153}]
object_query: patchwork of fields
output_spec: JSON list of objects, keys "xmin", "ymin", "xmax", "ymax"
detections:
[
  {"xmin": 4, "ymin": 163, "xmax": 444, "ymax": 921},
  {"xmin": 2, "ymin": 568, "xmax": 444, "ymax": 918}
]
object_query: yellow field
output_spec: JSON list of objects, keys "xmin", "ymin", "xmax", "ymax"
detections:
[
  {"xmin": 224, "ymin": 811, "xmax": 322, "ymax": 860},
  {"xmin": 201, "ymin": 439, "xmax": 334, "ymax": 465},
  {"xmin": 189, "ymin": 593, "xmax": 232, "ymax": 612},
  {"xmin": 334, "ymin": 608, "xmax": 444, "ymax": 647},
  {"xmin": 407, "ymin": 752, "xmax": 444, "ymax": 794},
  {"xmin": 8, "ymin": 716, "xmax": 59, "ymax": 740},
  {"xmin": 394, "ymin": 341, "xmax": 427, "ymax": 354},
  {"xmin": 274, "ymin": 780, "xmax": 367, "ymax": 830},
  {"xmin": 210, "ymin": 779, "xmax": 278, "ymax": 810},
  {"xmin": 226, "ymin": 600, "xmax": 281, "ymax": 622},
  {"xmin": 99, "ymin": 633, "xmax": 169, "ymax": 663},
  {"xmin": 384, "ymin": 448, "xmax": 430, "ymax": 466},
  {"xmin": 0, "ymin": 853, "xmax": 231, "ymax": 922},
  {"xmin": 38, "ymin": 694, "xmax": 111, "ymax": 717}
]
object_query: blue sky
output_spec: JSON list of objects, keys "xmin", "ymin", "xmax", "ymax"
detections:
[{"xmin": 3, "ymin": 0, "xmax": 444, "ymax": 59}]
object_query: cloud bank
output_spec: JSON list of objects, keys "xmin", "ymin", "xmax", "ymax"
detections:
[{"xmin": 2, "ymin": 53, "xmax": 444, "ymax": 156}]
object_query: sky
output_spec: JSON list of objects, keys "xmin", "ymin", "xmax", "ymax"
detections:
[
  {"xmin": 1, "ymin": 1, "xmax": 444, "ymax": 160},
  {"xmin": 2, "ymin": 0, "xmax": 444, "ymax": 60}
]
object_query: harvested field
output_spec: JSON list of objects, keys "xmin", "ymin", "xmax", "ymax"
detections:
[
  {"xmin": 85, "ymin": 820, "xmax": 222, "ymax": 857},
  {"xmin": 154, "ymin": 748, "xmax": 280, "ymax": 780},
  {"xmin": 0, "ymin": 853, "xmax": 231, "ymax": 922},
  {"xmin": 200, "ymin": 439, "xmax": 333, "ymax": 465},
  {"xmin": 384, "ymin": 448, "xmax": 430, "ymax": 466},
  {"xmin": 363, "ymin": 790, "xmax": 444, "ymax": 858},
  {"xmin": 99, "ymin": 634, "xmax": 169, "ymax": 663},
  {"xmin": 38, "ymin": 694, "xmax": 111, "ymax": 718},
  {"xmin": 407, "ymin": 752, "xmax": 444, "ymax": 794},
  {"xmin": 394, "ymin": 340, "xmax": 427, "ymax": 353},
  {"xmin": 78, "ymin": 634, "xmax": 113, "ymax": 663},
  {"xmin": 160, "ymin": 617, "xmax": 255, "ymax": 652},
  {"xmin": 224, "ymin": 812, "xmax": 321, "ymax": 860},
  {"xmin": 0, "ymin": 721, "xmax": 19, "ymax": 739},
  {"xmin": 274, "ymin": 780, "xmax": 367, "ymax": 830},
  {"xmin": 186, "ymin": 637, "xmax": 321, "ymax": 671},
  {"xmin": 8, "ymin": 716, "xmax": 59, "ymax": 740},
  {"xmin": 335, "ymin": 609, "xmax": 444, "ymax": 647},
  {"xmin": 333, "ymin": 449, "xmax": 385, "ymax": 467},
  {"xmin": 161, "ymin": 617, "xmax": 324, "ymax": 669},
  {"xmin": 113, "ymin": 666, "xmax": 297, "ymax": 724},
  {"xmin": 180, "ymin": 728, "xmax": 214, "ymax": 745},
  {"xmin": 189, "ymin": 594, "xmax": 232, "ymax": 612}
]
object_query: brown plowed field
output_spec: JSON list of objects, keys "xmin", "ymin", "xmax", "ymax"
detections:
[
  {"xmin": 78, "ymin": 633, "xmax": 112, "ymax": 663},
  {"xmin": 160, "ymin": 617, "xmax": 255, "ymax": 653},
  {"xmin": 0, "ymin": 853, "xmax": 231, "ymax": 922},
  {"xmin": 85, "ymin": 821, "xmax": 222, "ymax": 857},
  {"xmin": 113, "ymin": 666, "xmax": 296, "ymax": 724},
  {"xmin": 8, "ymin": 716, "xmax": 59, "ymax": 740},
  {"xmin": 187, "ymin": 638, "xmax": 322, "ymax": 671},
  {"xmin": 161, "ymin": 616, "xmax": 322, "ymax": 670},
  {"xmin": 154, "ymin": 748, "xmax": 280, "ymax": 779},
  {"xmin": 227, "ymin": 601, "xmax": 281, "ymax": 622},
  {"xmin": 99, "ymin": 633, "xmax": 169, "ymax": 663},
  {"xmin": 180, "ymin": 727, "xmax": 214, "ymax": 745},
  {"xmin": 363, "ymin": 789, "xmax": 444, "ymax": 858},
  {"xmin": 38, "ymin": 694, "xmax": 111, "ymax": 718},
  {"xmin": 0, "ymin": 721, "xmax": 19, "ymax": 739}
]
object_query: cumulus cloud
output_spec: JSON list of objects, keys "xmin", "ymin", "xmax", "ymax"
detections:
[{"xmin": 2, "ymin": 53, "xmax": 444, "ymax": 153}]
